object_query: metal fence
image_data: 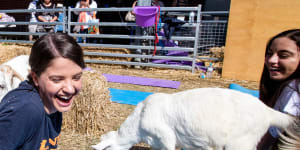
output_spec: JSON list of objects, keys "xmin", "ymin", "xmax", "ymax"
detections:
[
  {"xmin": 0, "ymin": 5, "xmax": 228, "ymax": 73},
  {"xmin": 0, "ymin": 8, "xmax": 66, "ymax": 41}
]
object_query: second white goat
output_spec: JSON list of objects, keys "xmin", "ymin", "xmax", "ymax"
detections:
[
  {"xmin": 92, "ymin": 88, "xmax": 295, "ymax": 150},
  {"xmin": 0, "ymin": 55, "xmax": 30, "ymax": 101}
]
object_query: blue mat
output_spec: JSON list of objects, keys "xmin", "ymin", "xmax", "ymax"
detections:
[
  {"xmin": 229, "ymin": 83, "xmax": 259, "ymax": 98},
  {"xmin": 109, "ymin": 88, "xmax": 153, "ymax": 105}
]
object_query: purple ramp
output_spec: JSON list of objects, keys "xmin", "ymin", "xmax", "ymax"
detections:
[{"xmin": 102, "ymin": 74, "xmax": 181, "ymax": 89}]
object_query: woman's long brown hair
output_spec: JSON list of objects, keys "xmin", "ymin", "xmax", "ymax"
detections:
[{"xmin": 259, "ymin": 29, "xmax": 300, "ymax": 107}]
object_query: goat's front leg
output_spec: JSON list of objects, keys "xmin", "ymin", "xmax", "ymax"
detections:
[{"xmin": 143, "ymin": 124, "xmax": 177, "ymax": 150}]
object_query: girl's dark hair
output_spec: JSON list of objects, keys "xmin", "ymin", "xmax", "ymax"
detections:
[
  {"xmin": 259, "ymin": 29, "xmax": 300, "ymax": 107},
  {"xmin": 80, "ymin": 0, "xmax": 92, "ymax": 5},
  {"xmin": 37, "ymin": 0, "xmax": 54, "ymax": 5},
  {"xmin": 28, "ymin": 33, "xmax": 85, "ymax": 82}
]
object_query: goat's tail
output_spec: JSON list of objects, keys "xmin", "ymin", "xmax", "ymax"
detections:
[
  {"xmin": 278, "ymin": 119, "xmax": 300, "ymax": 150},
  {"xmin": 267, "ymin": 107, "xmax": 295, "ymax": 130}
]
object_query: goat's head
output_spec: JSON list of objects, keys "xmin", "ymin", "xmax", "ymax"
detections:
[
  {"xmin": 0, "ymin": 65, "xmax": 14, "ymax": 101},
  {"xmin": 0, "ymin": 65, "xmax": 25, "ymax": 102},
  {"xmin": 91, "ymin": 131, "xmax": 128, "ymax": 150}
]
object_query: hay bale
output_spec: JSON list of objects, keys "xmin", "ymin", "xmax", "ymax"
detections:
[
  {"xmin": 0, "ymin": 43, "xmax": 31, "ymax": 64},
  {"xmin": 209, "ymin": 46, "xmax": 225, "ymax": 60},
  {"xmin": 62, "ymin": 70, "xmax": 114, "ymax": 136}
]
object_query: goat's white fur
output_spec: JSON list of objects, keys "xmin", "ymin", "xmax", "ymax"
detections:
[
  {"xmin": 92, "ymin": 88, "xmax": 295, "ymax": 150},
  {"xmin": 0, "ymin": 55, "xmax": 30, "ymax": 101}
]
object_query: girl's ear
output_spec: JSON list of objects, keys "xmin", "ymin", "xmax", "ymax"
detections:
[{"xmin": 31, "ymin": 71, "xmax": 39, "ymax": 87}]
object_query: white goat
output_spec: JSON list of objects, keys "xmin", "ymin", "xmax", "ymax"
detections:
[
  {"xmin": 0, "ymin": 55, "xmax": 30, "ymax": 101},
  {"xmin": 92, "ymin": 88, "xmax": 295, "ymax": 150}
]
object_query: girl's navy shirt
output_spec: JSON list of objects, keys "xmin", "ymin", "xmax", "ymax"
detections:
[{"xmin": 0, "ymin": 81, "xmax": 62, "ymax": 150}]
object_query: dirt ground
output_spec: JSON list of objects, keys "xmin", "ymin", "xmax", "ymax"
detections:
[{"xmin": 58, "ymin": 65, "xmax": 259, "ymax": 150}]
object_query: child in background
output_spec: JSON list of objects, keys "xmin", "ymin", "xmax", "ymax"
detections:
[
  {"xmin": 74, "ymin": 0, "xmax": 98, "ymax": 43},
  {"xmin": 28, "ymin": 0, "xmax": 38, "ymax": 41}
]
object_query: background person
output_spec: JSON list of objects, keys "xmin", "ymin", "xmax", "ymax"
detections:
[
  {"xmin": 257, "ymin": 29, "xmax": 300, "ymax": 149},
  {"xmin": 36, "ymin": 0, "xmax": 59, "ymax": 33},
  {"xmin": 171, "ymin": 0, "xmax": 188, "ymax": 7},
  {"xmin": 152, "ymin": 0, "xmax": 164, "ymax": 7},
  {"xmin": 73, "ymin": 0, "xmax": 98, "ymax": 43},
  {"xmin": 0, "ymin": 33, "xmax": 85, "ymax": 149},
  {"xmin": 28, "ymin": 0, "xmax": 38, "ymax": 41}
]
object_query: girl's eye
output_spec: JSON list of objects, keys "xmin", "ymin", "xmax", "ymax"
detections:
[
  {"xmin": 278, "ymin": 53, "xmax": 289, "ymax": 59},
  {"xmin": 278, "ymin": 51, "xmax": 292, "ymax": 59},
  {"xmin": 73, "ymin": 74, "xmax": 82, "ymax": 81},
  {"xmin": 51, "ymin": 77, "xmax": 63, "ymax": 83},
  {"xmin": 52, "ymin": 79, "xmax": 61, "ymax": 83}
]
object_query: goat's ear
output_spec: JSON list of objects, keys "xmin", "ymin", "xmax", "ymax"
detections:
[
  {"xmin": 91, "ymin": 131, "xmax": 117, "ymax": 150},
  {"xmin": 91, "ymin": 144, "xmax": 110, "ymax": 150},
  {"xmin": 0, "ymin": 65, "xmax": 13, "ymax": 77},
  {"xmin": 30, "ymin": 71, "xmax": 39, "ymax": 87},
  {"xmin": 103, "ymin": 145, "xmax": 111, "ymax": 150},
  {"xmin": 0, "ymin": 65, "xmax": 14, "ymax": 86},
  {"xmin": 12, "ymin": 69, "xmax": 24, "ymax": 81},
  {"xmin": 91, "ymin": 141, "xmax": 112, "ymax": 150}
]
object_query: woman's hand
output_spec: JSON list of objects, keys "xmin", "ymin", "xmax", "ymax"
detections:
[{"xmin": 50, "ymin": 16, "xmax": 58, "ymax": 22}]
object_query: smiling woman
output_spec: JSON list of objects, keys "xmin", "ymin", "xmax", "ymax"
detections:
[
  {"xmin": 31, "ymin": 57, "xmax": 83, "ymax": 114},
  {"xmin": 257, "ymin": 29, "xmax": 300, "ymax": 149},
  {"xmin": 0, "ymin": 33, "xmax": 85, "ymax": 150},
  {"xmin": 265, "ymin": 37, "xmax": 299, "ymax": 81}
]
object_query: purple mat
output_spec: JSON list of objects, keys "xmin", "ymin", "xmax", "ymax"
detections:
[
  {"xmin": 151, "ymin": 59, "xmax": 170, "ymax": 63},
  {"xmin": 167, "ymin": 50, "xmax": 189, "ymax": 56},
  {"xmin": 102, "ymin": 74, "xmax": 181, "ymax": 89}
]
